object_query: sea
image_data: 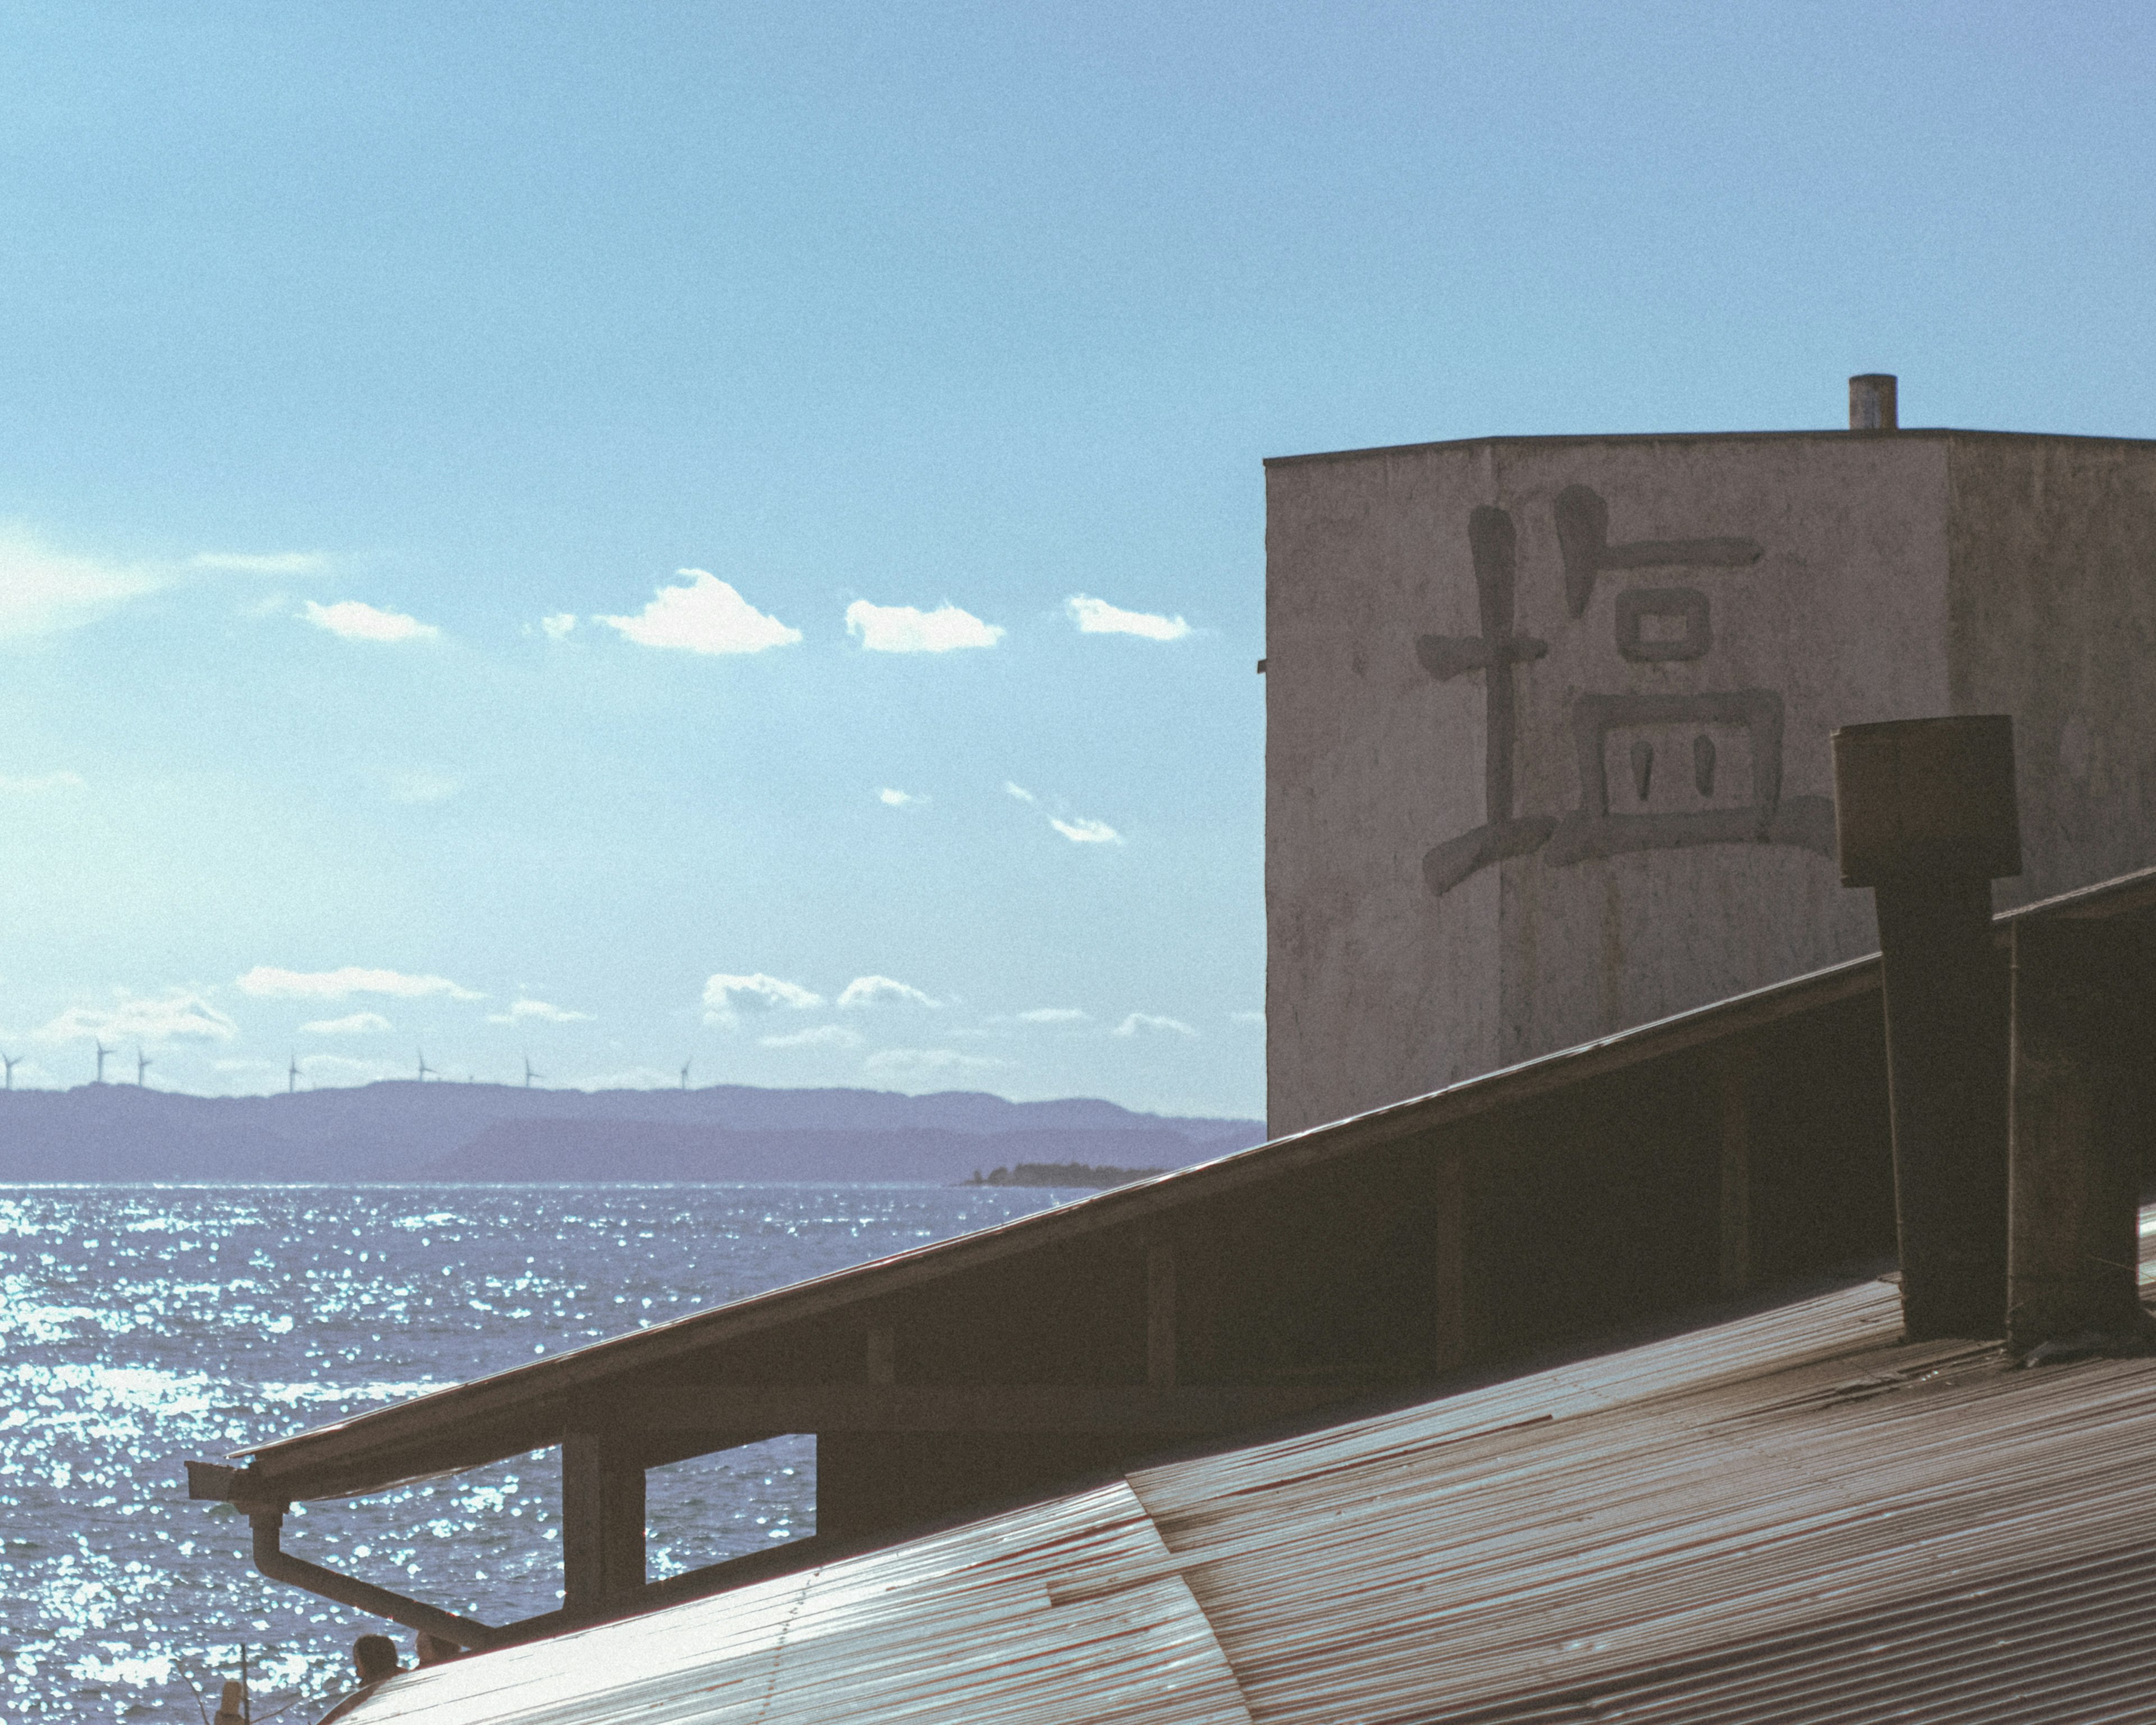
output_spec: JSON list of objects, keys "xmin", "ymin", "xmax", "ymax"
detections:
[{"xmin": 0, "ymin": 1183, "xmax": 1069, "ymax": 1724}]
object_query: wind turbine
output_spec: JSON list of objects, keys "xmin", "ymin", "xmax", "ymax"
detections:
[
  {"xmin": 1, "ymin": 1051, "xmax": 17, "ymax": 1091},
  {"xmin": 288, "ymin": 1052, "xmax": 301, "ymax": 1094},
  {"xmin": 416, "ymin": 1048, "xmax": 437, "ymax": 1083},
  {"xmin": 679, "ymin": 1058, "xmax": 691, "ymax": 1092},
  {"xmin": 135, "ymin": 1047, "xmax": 152, "ymax": 1087},
  {"xmin": 523, "ymin": 1055, "xmax": 542, "ymax": 1089},
  {"xmin": 94, "ymin": 1039, "xmax": 113, "ymax": 1084}
]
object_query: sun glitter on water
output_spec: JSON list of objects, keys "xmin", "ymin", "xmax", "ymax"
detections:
[{"xmin": 0, "ymin": 1183, "xmax": 1058, "ymax": 1723}]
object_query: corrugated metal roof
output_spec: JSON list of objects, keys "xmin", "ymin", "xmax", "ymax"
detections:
[
  {"xmin": 233, "ymin": 861, "xmax": 2156, "ymax": 1499},
  {"xmin": 331, "ymin": 1479, "xmax": 1252, "ymax": 1724},
  {"xmin": 328, "ymin": 1211, "xmax": 2156, "ymax": 1724}
]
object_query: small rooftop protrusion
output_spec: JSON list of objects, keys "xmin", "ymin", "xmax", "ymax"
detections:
[{"xmin": 1849, "ymin": 373, "xmax": 1898, "ymax": 431}]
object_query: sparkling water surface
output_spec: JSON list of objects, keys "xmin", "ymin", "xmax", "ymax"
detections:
[{"xmin": 0, "ymin": 1183, "xmax": 1065, "ymax": 1724}]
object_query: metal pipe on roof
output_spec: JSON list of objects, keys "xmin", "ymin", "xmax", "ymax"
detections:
[
  {"xmin": 1831, "ymin": 715, "xmax": 2020, "ymax": 1339},
  {"xmin": 1848, "ymin": 373, "xmax": 1899, "ymax": 431},
  {"xmin": 249, "ymin": 1509, "xmax": 508, "ymax": 1651},
  {"xmin": 2007, "ymin": 918, "xmax": 2156, "ymax": 1356}
]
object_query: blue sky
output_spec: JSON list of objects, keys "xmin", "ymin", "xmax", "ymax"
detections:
[{"xmin": 1, "ymin": 3, "xmax": 2149, "ymax": 1115}]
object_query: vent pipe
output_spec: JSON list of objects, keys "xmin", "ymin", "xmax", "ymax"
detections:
[
  {"xmin": 1849, "ymin": 373, "xmax": 1898, "ymax": 431},
  {"xmin": 2007, "ymin": 918, "xmax": 2156, "ymax": 1354},
  {"xmin": 1831, "ymin": 715, "xmax": 2019, "ymax": 1338}
]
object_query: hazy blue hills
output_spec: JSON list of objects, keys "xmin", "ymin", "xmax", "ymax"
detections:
[{"xmin": 0, "ymin": 1080, "xmax": 1265, "ymax": 1184}]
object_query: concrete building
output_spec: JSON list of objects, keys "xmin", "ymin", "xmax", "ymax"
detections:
[{"xmin": 1264, "ymin": 381, "xmax": 2156, "ymax": 1135}]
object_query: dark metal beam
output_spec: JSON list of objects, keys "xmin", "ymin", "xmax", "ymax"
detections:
[
  {"xmin": 603, "ymin": 1384, "xmax": 1354, "ymax": 1434},
  {"xmin": 561, "ymin": 1431, "xmax": 645, "ymax": 1616}
]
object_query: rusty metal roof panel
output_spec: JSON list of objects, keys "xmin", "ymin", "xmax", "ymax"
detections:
[{"xmin": 332, "ymin": 1479, "xmax": 1253, "ymax": 1724}]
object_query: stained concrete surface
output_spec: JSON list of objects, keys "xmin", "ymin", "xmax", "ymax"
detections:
[{"xmin": 1266, "ymin": 427, "xmax": 2156, "ymax": 1136}]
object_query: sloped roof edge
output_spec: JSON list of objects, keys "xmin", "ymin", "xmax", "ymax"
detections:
[{"xmin": 235, "ymin": 861, "xmax": 2156, "ymax": 1487}]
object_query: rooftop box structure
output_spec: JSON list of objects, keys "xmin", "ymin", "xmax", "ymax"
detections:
[{"xmin": 1264, "ymin": 396, "xmax": 2156, "ymax": 1133}]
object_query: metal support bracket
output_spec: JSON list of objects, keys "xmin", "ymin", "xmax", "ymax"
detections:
[{"xmin": 250, "ymin": 1510, "xmax": 513, "ymax": 1651}]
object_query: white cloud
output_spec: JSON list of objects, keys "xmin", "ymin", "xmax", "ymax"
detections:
[
  {"xmin": 0, "ymin": 529, "xmax": 339, "ymax": 642},
  {"xmin": 540, "ymin": 613, "xmax": 578, "ymax": 641},
  {"xmin": 0, "ymin": 529, "xmax": 165, "ymax": 640},
  {"xmin": 1065, "ymin": 594, "xmax": 1191, "ymax": 641},
  {"xmin": 1113, "ymin": 1012, "xmax": 1198, "ymax": 1039},
  {"xmin": 837, "ymin": 975, "xmax": 939, "ymax": 1010},
  {"xmin": 863, "ymin": 1047, "xmax": 1011, "ymax": 1075},
  {"xmin": 1017, "ymin": 1007, "xmax": 1089, "ymax": 1024},
  {"xmin": 598, "ymin": 570, "xmax": 801, "ymax": 654},
  {"xmin": 485, "ymin": 998, "xmax": 594, "ymax": 1026},
  {"xmin": 189, "ymin": 551, "xmax": 328, "ymax": 576},
  {"xmin": 236, "ymin": 965, "xmax": 483, "ymax": 1001},
  {"xmin": 1229, "ymin": 1010, "xmax": 1266, "ymax": 1026},
  {"xmin": 302, "ymin": 599, "xmax": 440, "ymax": 644},
  {"xmin": 760, "ymin": 1024, "xmax": 864, "ymax": 1050},
  {"xmin": 1003, "ymin": 781, "xmax": 1036, "ymax": 804},
  {"xmin": 1049, "ymin": 816, "xmax": 1123, "ymax": 845},
  {"xmin": 845, "ymin": 600, "xmax": 1003, "ymax": 653},
  {"xmin": 36, "ymin": 992, "xmax": 239, "ymax": 1046},
  {"xmin": 702, "ymin": 972, "xmax": 824, "ymax": 1025},
  {"xmin": 877, "ymin": 787, "xmax": 926, "ymax": 808},
  {"xmin": 0, "ymin": 771, "xmax": 84, "ymax": 794},
  {"xmin": 301, "ymin": 1011, "xmax": 394, "ymax": 1035}
]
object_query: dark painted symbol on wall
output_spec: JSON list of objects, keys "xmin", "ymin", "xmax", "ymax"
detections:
[
  {"xmin": 1417, "ymin": 507, "xmax": 1557, "ymax": 896},
  {"xmin": 1544, "ymin": 690, "xmax": 1836, "ymax": 865},
  {"xmin": 1417, "ymin": 487, "xmax": 1836, "ymax": 900},
  {"xmin": 1553, "ymin": 484, "xmax": 1763, "ymax": 617},
  {"xmin": 1615, "ymin": 587, "xmax": 1710, "ymax": 662}
]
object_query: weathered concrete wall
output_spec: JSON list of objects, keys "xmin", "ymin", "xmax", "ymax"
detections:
[
  {"xmin": 1268, "ymin": 431, "xmax": 1958, "ymax": 1137},
  {"xmin": 1267, "ymin": 426, "xmax": 2156, "ymax": 1138},
  {"xmin": 1945, "ymin": 434, "xmax": 2156, "ymax": 907}
]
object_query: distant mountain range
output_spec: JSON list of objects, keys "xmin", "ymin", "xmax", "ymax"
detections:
[{"xmin": 0, "ymin": 1080, "xmax": 1266, "ymax": 1184}]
